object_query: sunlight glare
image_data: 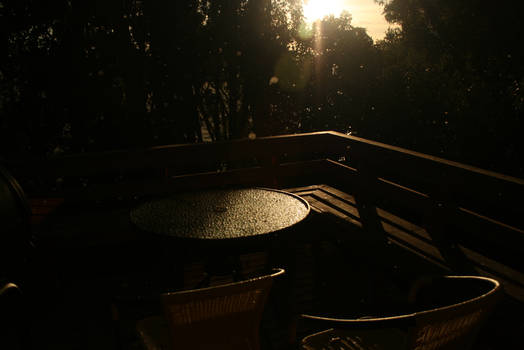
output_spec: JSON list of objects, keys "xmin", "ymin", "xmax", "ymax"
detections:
[
  {"xmin": 301, "ymin": 0, "xmax": 394, "ymax": 41},
  {"xmin": 303, "ymin": 0, "xmax": 349, "ymax": 23}
]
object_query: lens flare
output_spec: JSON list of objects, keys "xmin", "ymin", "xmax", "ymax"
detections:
[{"xmin": 302, "ymin": 0, "xmax": 349, "ymax": 23}]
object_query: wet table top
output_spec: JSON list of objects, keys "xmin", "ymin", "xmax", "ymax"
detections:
[{"xmin": 129, "ymin": 188, "xmax": 310, "ymax": 240}]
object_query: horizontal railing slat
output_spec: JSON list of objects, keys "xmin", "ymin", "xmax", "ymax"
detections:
[
  {"xmin": 14, "ymin": 132, "xmax": 343, "ymax": 178},
  {"xmin": 325, "ymin": 132, "xmax": 523, "ymax": 228}
]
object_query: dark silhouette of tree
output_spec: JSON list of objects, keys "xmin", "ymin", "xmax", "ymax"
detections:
[
  {"xmin": 194, "ymin": 0, "xmax": 303, "ymax": 140},
  {"xmin": 0, "ymin": 0, "xmax": 302, "ymax": 155},
  {"xmin": 1, "ymin": 1, "xmax": 156, "ymax": 155},
  {"xmin": 1, "ymin": 0, "xmax": 522, "ymax": 176},
  {"xmin": 358, "ymin": 0, "xmax": 522, "ymax": 176},
  {"xmin": 292, "ymin": 13, "xmax": 376, "ymax": 134}
]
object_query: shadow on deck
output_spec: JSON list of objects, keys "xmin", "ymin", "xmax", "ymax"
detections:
[{"xmin": 16, "ymin": 184, "xmax": 523, "ymax": 350}]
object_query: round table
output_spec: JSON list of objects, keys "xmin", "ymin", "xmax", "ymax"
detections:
[
  {"xmin": 130, "ymin": 187, "xmax": 310, "ymax": 241},
  {"xmin": 130, "ymin": 187, "xmax": 310, "ymax": 287}
]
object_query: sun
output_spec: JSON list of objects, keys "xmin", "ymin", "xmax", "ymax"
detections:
[{"xmin": 302, "ymin": 0, "xmax": 349, "ymax": 23}]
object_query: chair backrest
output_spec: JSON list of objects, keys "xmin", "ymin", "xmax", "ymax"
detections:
[
  {"xmin": 0, "ymin": 165, "xmax": 31, "ymax": 279},
  {"xmin": 301, "ymin": 275, "xmax": 501, "ymax": 350},
  {"xmin": 161, "ymin": 268, "xmax": 285, "ymax": 350},
  {"xmin": 0, "ymin": 282, "xmax": 24, "ymax": 349},
  {"xmin": 406, "ymin": 275, "xmax": 502, "ymax": 350}
]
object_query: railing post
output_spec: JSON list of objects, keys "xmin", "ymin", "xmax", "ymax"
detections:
[
  {"xmin": 346, "ymin": 151, "xmax": 409, "ymax": 307},
  {"xmin": 425, "ymin": 185, "xmax": 476, "ymax": 274},
  {"xmin": 348, "ymin": 151, "xmax": 388, "ymax": 244}
]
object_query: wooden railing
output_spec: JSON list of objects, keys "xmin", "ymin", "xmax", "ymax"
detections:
[
  {"xmin": 10, "ymin": 131, "xmax": 524, "ymax": 299},
  {"xmin": 15, "ymin": 131, "xmax": 522, "ymax": 229}
]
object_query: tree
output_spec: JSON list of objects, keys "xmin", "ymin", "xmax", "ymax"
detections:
[
  {"xmin": 0, "ymin": 0, "xmax": 304, "ymax": 157},
  {"xmin": 374, "ymin": 0, "xmax": 524, "ymax": 175},
  {"xmin": 292, "ymin": 13, "xmax": 377, "ymax": 135},
  {"xmin": 194, "ymin": 0, "xmax": 303, "ymax": 140}
]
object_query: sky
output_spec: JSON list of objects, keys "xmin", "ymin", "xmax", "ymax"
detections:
[{"xmin": 302, "ymin": 0, "xmax": 393, "ymax": 41}]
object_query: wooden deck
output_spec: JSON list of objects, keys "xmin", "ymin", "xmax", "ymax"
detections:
[
  {"xmin": 7, "ymin": 131, "xmax": 524, "ymax": 349},
  {"xmin": 20, "ymin": 183, "xmax": 523, "ymax": 349},
  {"xmin": 287, "ymin": 184, "xmax": 524, "ymax": 302}
]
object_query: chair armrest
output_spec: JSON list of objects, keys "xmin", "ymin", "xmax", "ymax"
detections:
[
  {"xmin": 300, "ymin": 313, "xmax": 416, "ymax": 330},
  {"xmin": 0, "ymin": 282, "xmax": 21, "ymax": 297}
]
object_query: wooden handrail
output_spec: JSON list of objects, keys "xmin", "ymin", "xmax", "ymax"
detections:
[
  {"xmin": 15, "ymin": 130, "xmax": 522, "ymax": 185},
  {"xmin": 17, "ymin": 132, "xmax": 341, "ymax": 178},
  {"xmin": 326, "ymin": 131, "xmax": 523, "ymax": 186},
  {"xmin": 9, "ymin": 130, "xmax": 523, "ymax": 228},
  {"xmin": 11, "ymin": 130, "xmax": 523, "ymax": 183},
  {"xmin": 322, "ymin": 132, "xmax": 524, "ymax": 227}
]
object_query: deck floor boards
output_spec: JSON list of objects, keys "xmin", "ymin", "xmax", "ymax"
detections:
[
  {"xmin": 285, "ymin": 184, "xmax": 524, "ymax": 350},
  {"xmin": 22, "ymin": 183, "xmax": 524, "ymax": 349},
  {"xmin": 286, "ymin": 184, "xmax": 524, "ymax": 303}
]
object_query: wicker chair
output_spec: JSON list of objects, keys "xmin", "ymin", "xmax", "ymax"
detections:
[
  {"xmin": 0, "ymin": 165, "xmax": 32, "ymax": 281},
  {"xmin": 136, "ymin": 268, "xmax": 285, "ymax": 350},
  {"xmin": 300, "ymin": 275, "xmax": 501, "ymax": 350},
  {"xmin": 0, "ymin": 282, "xmax": 25, "ymax": 349}
]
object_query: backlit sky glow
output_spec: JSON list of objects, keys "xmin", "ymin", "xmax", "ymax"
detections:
[{"xmin": 302, "ymin": 0, "xmax": 392, "ymax": 41}]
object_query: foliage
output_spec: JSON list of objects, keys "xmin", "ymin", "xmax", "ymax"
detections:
[
  {"xmin": 372, "ymin": 0, "xmax": 524, "ymax": 175},
  {"xmin": 1, "ymin": 0, "xmax": 522, "ymax": 176},
  {"xmin": 0, "ymin": 0, "xmax": 302, "ymax": 155}
]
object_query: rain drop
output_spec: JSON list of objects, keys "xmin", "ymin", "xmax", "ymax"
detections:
[{"xmin": 269, "ymin": 76, "xmax": 279, "ymax": 85}]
